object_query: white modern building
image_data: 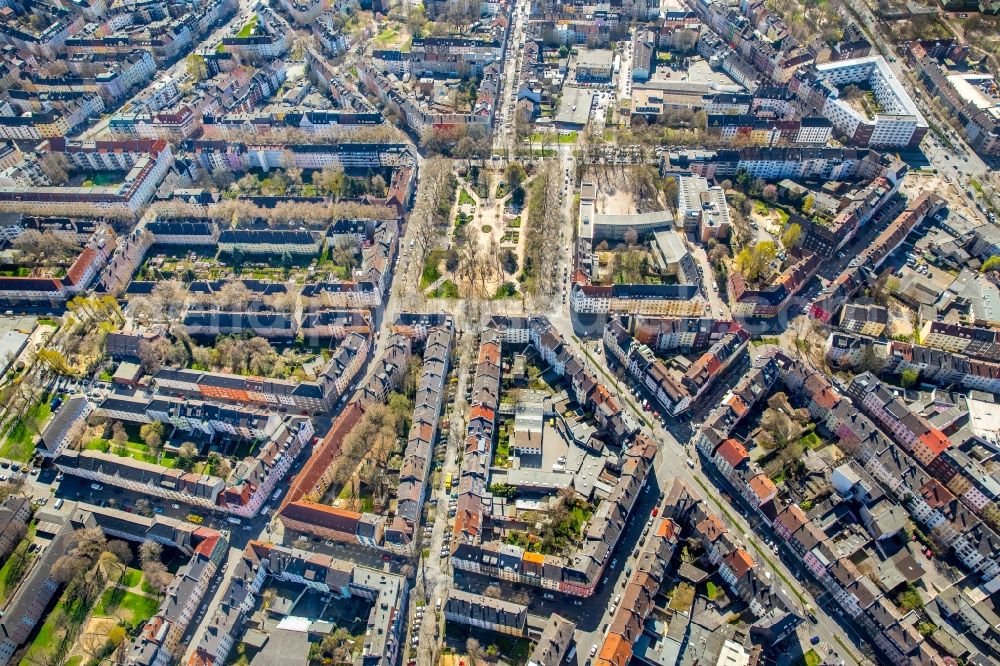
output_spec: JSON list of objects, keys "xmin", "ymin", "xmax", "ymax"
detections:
[{"xmin": 812, "ymin": 56, "xmax": 927, "ymax": 148}]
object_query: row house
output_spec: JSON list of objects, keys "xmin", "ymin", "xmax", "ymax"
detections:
[
  {"xmin": 0, "ymin": 496, "xmax": 30, "ymax": 560},
  {"xmin": 356, "ymin": 333, "xmax": 412, "ymax": 405},
  {"xmin": 150, "ymin": 331, "xmax": 367, "ymax": 414},
  {"xmin": 239, "ymin": 541, "xmax": 407, "ymax": 665},
  {"xmin": 201, "ymin": 109, "xmax": 383, "ymax": 139},
  {"xmin": 95, "ymin": 394, "xmax": 282, "ymax": 440},
  {"xmin": 217, "ymin": 229, "xmax": 321, "ymax": 256},
  {"xmin": 728, "ymin": 252, "xmax": 822, "ymax": 318},
  {"xmin": 698, "ymin": 352, "xmax": 947, "ymax": 663},
  {"xmin": 108, "ymin": 106, "xmax": 199, "ymax": 141},
  {"xmin": 56, "ymin": 416, "xmax": 313, "ymax": 517},
  {"xmin": 128, "ymin": 529, "xmax": 227, "ymax": 666},
  {"xmin": 885, "ymin": 340, "xmax": 1000, "ymax": 394},
  {"xmin": 385, "ymin": 324, "xmax": 453, "ymax": 555},
  {"xmin": 594, "ymin": 519, "xmax": 676, "ymax": 666},
  {"xmin": 918, "ymin": 320, "xmax": 1000, "ymax": 362},
  {"xmin": 666, "ymin": 478, "xmax": 796, "ymax": 624},
  {"xmin": 0, "ymin": 140, "xmax": 172, "ymax": 217},
  {"xmin": 0, "ymin": 508, "xmax": 74, "ymax": 665},
  {"xmin": 450, "ymin": 317, "xmax": 653, "ymax": 597},
  {"xmin": 444, "ymin": 590, "xmax": 527, "ymax": 636},
  {"xmin": 298, "ymin": 309, "xmax": 371, "ymax": 341},
  {"xmin": 819, "ymin": 374, "xmax": 1000, "ymax": 584},
  {"xmin": 278, "ymin": 501, "xmax": 384, "ymax": 548},
  {"xmin": 694, "ymin": 353, "xmax": 780, "ymax": 456},
  {"xmin": 182, "ymin": 310, "xmax": 296, "ymax": 339},
  {"xmin": 145, "ymin": 220, "xmax": 220, "ymax": 246},
  {"xmin": 631, "ymin": 315, "xmax": 735, "ymax": 352},
  {"xmin": 182, "ymin": 138, "xmax": 415, "ymax": 172},
  {"xmin": 604, "ymin": 318, "xmax": 749, "ymax": 416},
  {"xmin": 300, "ymin": 281, "xmax": 382, "ymax": 309}
]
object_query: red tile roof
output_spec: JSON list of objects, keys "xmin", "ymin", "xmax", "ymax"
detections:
[
  {"xmin": 65, "ymin": 247, "xmax": 100, "ymax": 286},
  {"xmin": 469, "ymin": 405, "xmax": 495, "ymax": 423},
  {"xmin": 724, "ymin": 548, "xmax": 755, "ymax": 578},
  {"xmin": 284, "ymin": 401, "xmax": 365, "ymax": 506},
  {"xmin": 656, "ymin": 518, "xmax": 677, "ymax": 540},
  {"xmin": 715, "ymin": 438, "xmax": 749, "ymax": 468},
  {"xmin": 696, "ymin": 514, "xmax": 727, "ymax": 542},
  {"xmin": 280, "ymin": 501, "xmax": 362, "ymax": 535},
  {"xmin": 595, "ymin": 633, "xmax": 633, "ymax": 666},
  {"xmin": 918, "ymin": 428, "xmax": 951, "ymax": 459},
  {"xmin": 748, "ymin": 474, "xmax": 778, "ymax": 501}
]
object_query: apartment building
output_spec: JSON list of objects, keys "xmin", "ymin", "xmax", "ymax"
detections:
[
  {"xmin": 298, "ymin": 309, "xmax": 371, "ymax": 341},
  {"xmin": 918, "ymin": 321, "xmax": 1000, "ymax": 360},
  {"xmin": 201, "ymin": 109, "xmax": 383, "ymax": 139},
  {"xmin": 56, "ymin": 416, "xmax": 314, "ymax": 517},
  {"xmin": 128, "ymin": 529, "xmax": 228, "ymax": 666},
  {"xmin": 150, "ymin": 332, "xmax": 367, "ymax": 414},
  {"xmin": 840, "ymin": 304, "xmax": 889, "ymax": 337},
  {"xmin": 0, "ymin": 496, "xmax": 30, "ymax": 560},
  {"xmin": 27, "ymin": 51, "xmax": 156, "ymax": 103},
  {"xmin": 280, "ymin": 334, "xmax": 413, "ymax": 507},
  {"xmin": 444, "ymin": 590, "xmax": 527, "ymax": 636},
  {"xmin": 108, "ymin": 106, "xmax": 200, "ymax": 141},
  {"xmin": 38, "ymin": 395, "xmax": 94, "ymax": 457},
  {"xmin": 728, "ymin": 252, "xmax": 822, "ymax": 318},
  {"xmin": 181, "ymin": 311, "xmax": 297, "ymax": 339},
  {"xmin": 385, "ymin": 325, "xmax": 453, "ymax": 555},
  {"xmin": 570, "ymin": 283, "xmax": 704, "ymax": 317},
  {"xmin": 810, "ymin": 193, "xmax": 944, "ymax": 321},
  {"xmin": 706, "ymin": 115, "xmax": 833, "ymax": 146},
  {"xmin": 527, "ymin": 614, "xmax": 576, "ymax": 666},
  {"xmin": 145, "ymin": 221, "xmax": 220, "ymax": 246},
  {"xmin": 448, "ymin": 317, "xmax": 652, "ymax": 597},
  {"xmin": 907, "ymin": 40, "xmax": 1000, "ymax": 157},
  {"xmin": 0, "ymin": 508, "xmax": 72, "ymax": 665},
  {"xmin": 796, "ymin": 56, "xmax": 927, "ymax": 149},
  {"xmin": 183, "ymin": 139, "xmax": 415, "ymax": 173},
  {"xmin": 676, "ymin": 175, "xmax": 732, "ymax": 241},
  {"xmin": 665, "ymin": 146, "xmax": 893, "ymax": 184},
  {"xmin": 0, "ymin": 139, "xmax": 172, "ymax": 217},
  {"xmin": 189, "ymin": 542, "xmax": 406, "ymax": 666},
  {"xmin": 604, "ymin": 318, "xmax": 750, "ymax": 416},
  {"xmin": 690, "ymin": 354, "xmax": 954, "ymax": 663},
  {"xmin": 217, "ymin": 229, "xmax": 320, "ymax": 255}
]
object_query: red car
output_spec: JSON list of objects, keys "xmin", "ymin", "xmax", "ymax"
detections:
[{"xmin": 651, "ymin": 507, "xmax": 659, "ymax": 517}]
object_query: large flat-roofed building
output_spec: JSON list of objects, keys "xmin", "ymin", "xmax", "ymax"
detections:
[
  {"xmin": 808, "ymin": 56, "xmax": 927, "ymax": 148},
  {"xmin": 630, "ymin": 80, "xmax": 714, "ymax": 116},
  {"xmin": 576, "ymin": 49, "xmax": 614, "ymax": 82},
  {"xmin": 578, "ymin": 180, "xmax": 675, "ymax": 244},
  {"xmin": 677, "ymin": 175, "xmax": 732, "ymax": 241},
  {"xmin": 554, "ymin": 87, "xmax": 594, "ymax": 128}
]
